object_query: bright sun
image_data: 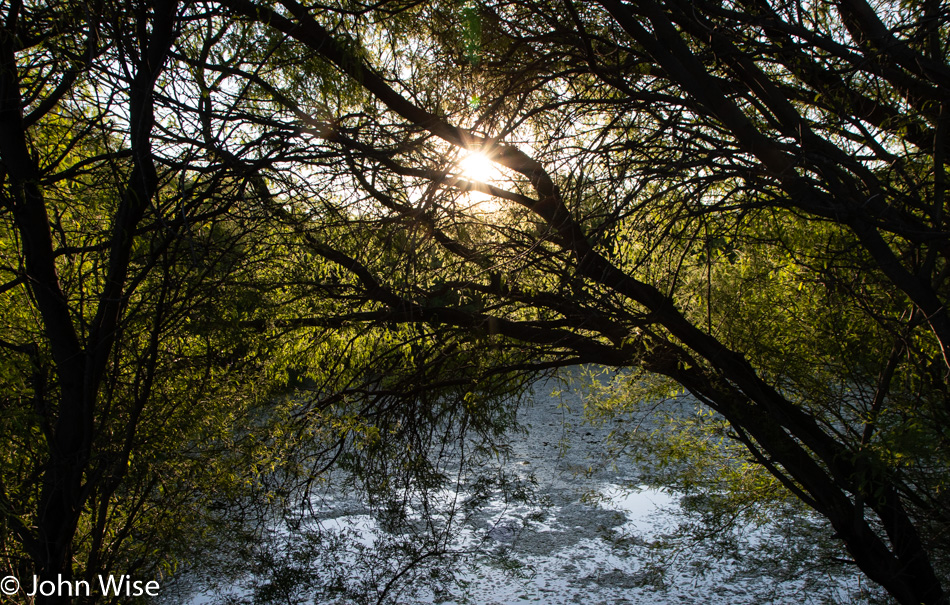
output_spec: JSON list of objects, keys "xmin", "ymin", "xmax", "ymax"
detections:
[
  {"xmin": 457, "ymin": 150, "xmax": 504, "ymax": 213},
  {"xmin": 459, "ymin": 151, "xmax": 499, "ymax": 182}
]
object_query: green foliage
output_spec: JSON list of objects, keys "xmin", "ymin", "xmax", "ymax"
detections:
[{"xmin": 4, "ymin": 0, "xmax": 950, "ymax": 603}]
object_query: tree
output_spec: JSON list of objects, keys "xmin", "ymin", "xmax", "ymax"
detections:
[
  {"xmin": 3, "ymin": 0, "xmax": 948, "ymax": 604},
  {"xmin": 0, "ymin": 2, "xmax": 307, "ymax": 600},
  {"xmin": 1, "ymin": 2, "xmax": 528, "ymax": 603},
  {"xmin": 200, "ymin": 0, "xmax": 949, "ymax": 603}
]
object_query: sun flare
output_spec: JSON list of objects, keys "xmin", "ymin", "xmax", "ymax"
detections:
[
  {"xmin": 459, "ymin": 151, "xmax": 500, "ymax": 183},
  {"xmin": 457, "ymin": 150, "xmax": 504, "ymax": 213}
]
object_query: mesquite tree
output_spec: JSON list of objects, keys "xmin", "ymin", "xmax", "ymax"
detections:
[
  {"xmin": 212, "ymin": 0, "xmax": 949, "ymax": 603},
  {"xmin": 2, "ymin": 0, "xmax": 949, "ymax": 603}
]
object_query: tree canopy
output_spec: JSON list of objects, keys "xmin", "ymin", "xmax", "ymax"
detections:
[{"xmin": 1, "ymin": 0, "xmax": 948, "ymax": 603}]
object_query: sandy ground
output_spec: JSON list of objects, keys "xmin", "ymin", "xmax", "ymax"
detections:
[
  {"xmin": 183, "ymin": 376, "xmax": 885, "ymax": 604},
  {"xmin": 416, "ymin": 379, "xmax": 880, "ymax": 605}
]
